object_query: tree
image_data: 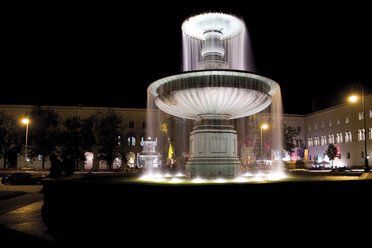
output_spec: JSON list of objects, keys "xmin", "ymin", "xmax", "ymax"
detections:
[
  {"xmin": 283, "ymin": 123, "xmax": 301, "ymax": 157},
  {"xmin": 0, "ymin": 112, "xmax": 21, "ymax": 168},
  {"xmin": 58, "ymin": 117, "xmax": 95, "ymax": 170},
  {"xmin": 91, "ymin": 110, "xmax": 128, "ymax": 169},
  {"xmin": 28, "ymin": 106, "xmax": 61, "ymax": 169},
  {"xmin": 325, "ymin": 143, "xmax": 338, "ymax": 167}
]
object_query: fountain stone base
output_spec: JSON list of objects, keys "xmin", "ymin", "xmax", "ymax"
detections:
[{"xmin": 186, "ymin": 114, "xmax": 241, "ymax": 178}]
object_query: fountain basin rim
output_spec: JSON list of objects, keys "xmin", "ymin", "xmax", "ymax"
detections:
[{"xmin": 148, "ymin": 69, "xmax": 279, "ymax": 98}]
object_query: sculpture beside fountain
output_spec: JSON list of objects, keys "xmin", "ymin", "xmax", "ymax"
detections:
[{"xmin": 137, "ymin": 138, "xmax": 162, "ymax": 170}]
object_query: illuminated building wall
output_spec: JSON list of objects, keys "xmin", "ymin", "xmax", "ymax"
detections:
[
  {"xmin": 0, "ymin": 94, "xmax": 370, "ymax": 170},
  {"xmin": 304, "ymin": 94, "xmax": 372, "ymax": 168}
]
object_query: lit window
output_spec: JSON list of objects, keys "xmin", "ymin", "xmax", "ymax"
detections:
[
  {"xmin": 370, "ymin": 109, "xmax": 372, "ymax": 118},
  {"xmin": 320, "ymin": 135, "xmax": 327, "ymax": 146},
  {"xmin": 314, "ymin": 123, "xmax": 318, "ymax": 130},
  {"xmin": 128, "ymin": 136, "xmax": 136, "ymax": 146},
  {"xmin": 140, "ymin": 136, "xmax": 144, "ymax": 146},
  {"xmin": 328, "ymin": 120, "xmax": 332, "ymax": 127},
  {"xmin": 358, "ymin": 129, "xmax": 365, "ymax": 141},
  {"xmin": 359, "ymin": 112, "xmax": 364, "ymax": 120},
  {"xmin": 369, "ymin": 128, "xmax": 372, "ymax": 140},
  {"xmin": 307, "ymin": 138, "xmax": 313, "ymax": 147},
  {"xmin": 345, "ymin": 131, "xmax": 352, "ymax": 143},
  {"xmin": 314, "ymin": 137, "xmax": 319, "ymax": 146},
  {"xmin": 328, "ymin": 134, "xmax": 334, "ymax": 144},
  {"xmin": 337, "ymin": 119, "xmax": 340, "ymax": 125}
]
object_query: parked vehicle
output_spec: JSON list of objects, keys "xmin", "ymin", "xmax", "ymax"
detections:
[
  {"xmin": 1, "ymin": 172, "xmax": 45, "ymax": 185},
  {"xmin": 330, "ymin": 167, "xmax": 353, "ymax": 172}
]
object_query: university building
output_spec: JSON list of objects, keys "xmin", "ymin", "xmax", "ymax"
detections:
[
  {"xmin": 304, "ymin": 94, "xmax": 372, "ymax": 168},
  {"xmin": 0, "ymin": 94, "xmax": 371, "ymax": 170}
]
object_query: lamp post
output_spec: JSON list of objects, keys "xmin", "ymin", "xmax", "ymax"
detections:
[
  {"xmin": 260, "ymin": 123, "xmax": 269, "ymax": 163},
  {"xmin": 348, "ymin": 82, "xmax": 369, "ymax": 172},
  {"xmin": 22, "ymin": 118, "xmax": 29, "ymax": 168}
]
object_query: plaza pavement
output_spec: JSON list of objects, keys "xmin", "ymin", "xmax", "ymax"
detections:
[{"xmin": 0, "ymin": 182, "xmax": 54, "ymax": 245}]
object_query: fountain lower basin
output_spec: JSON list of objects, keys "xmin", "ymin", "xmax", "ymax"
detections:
[
  {"xmin": 148, "ymin": 70, "xmax": 279, "ymax": 120},
  {"xmin": 148, "ymin": 70, "xmax": 280, "ymax": 178}
]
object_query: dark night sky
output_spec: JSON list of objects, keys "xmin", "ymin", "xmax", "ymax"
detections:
[{"xmin": 3, "ymin": 2, "xmax": 371, "ymax": 115}]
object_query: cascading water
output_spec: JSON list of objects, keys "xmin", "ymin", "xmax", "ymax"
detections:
[{"xmin": 141, "ymin": 12, "xmax": 286, "ymax": 182}]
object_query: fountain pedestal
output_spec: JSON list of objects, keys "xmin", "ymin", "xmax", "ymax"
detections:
[{"xmin": 186, "ymin": 114, "xmax": 241, "ymax": 178}]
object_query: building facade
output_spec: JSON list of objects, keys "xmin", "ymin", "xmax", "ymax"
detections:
[
  {"xmin": 304, "ymin": 94, "xmax": 372, "ymax": 168},
  {"xmin": 0, "ymin": 105, "xmax": 147, "ymax": 170},
  {"xmin": 0, "ymin": 94, "xmax": 371, "ymax": 170}
]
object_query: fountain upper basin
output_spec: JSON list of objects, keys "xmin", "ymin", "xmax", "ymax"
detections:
[{"xmin": 148, "ymin": 70, "xmax": 279, "ymax": 120}]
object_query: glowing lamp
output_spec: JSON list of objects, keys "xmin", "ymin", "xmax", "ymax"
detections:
[{"xmin": 348, "ymin": 95, "xmax": 358, "ymax": 103}]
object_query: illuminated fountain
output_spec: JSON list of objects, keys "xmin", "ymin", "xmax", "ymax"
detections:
[{"xmin": 146, "ymin": 12, "xmax": 282, "ymax": 180}]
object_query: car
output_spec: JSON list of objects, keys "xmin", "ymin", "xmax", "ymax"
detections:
[
  {"xmin": 1, "ymin": 172, "xmax": 44, "ymax": 185},
  {"xmin": 330, "ymin": 167, "xmax": 353, "ymax": 172}
]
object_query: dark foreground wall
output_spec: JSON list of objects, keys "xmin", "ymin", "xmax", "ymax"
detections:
[{"xmin": 41, "ymin": 175, "xmax": 372, "ymax": 245}]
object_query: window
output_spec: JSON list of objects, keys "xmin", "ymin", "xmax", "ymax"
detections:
[
  {"xmin": 328, "ymin": 120, "xmax": 332, "ymax": 127},
  {"xmin": 359, "ymin": 112, "xmax": 364, "ymax": 120},
  {"xmin": 140, "ymin": 136, "xmax": 144, "ymax": 146},
  {"xmin": 370, "ymin": 128, "xmax": 372, "ymax": 140},
  {"xmin": 358, "ymin": 129, "xmax": 365, "ymax": 141},
  {"xmin": 321, "ymin": 135, "xmax": 327, "ymax": 146},
  {"xmin": 345, "ymin": 117, "xmax": 350, "ymax": 124},
  {"xmin": 314, "ymin": 137, "xmax": 319, "ymax": 146},
  {"xmin": 308, "ymin": 125, "xmax": 312, "ymax": 131},
  {"xmin": 128, "ymin": 136, "xmax": 136, "ymax": 146},
  {"xmin": 337, "ymin": 119, "xmax": 340, "ymax": 125},
  {"xmin": 129, "ymin": 121, "xmax": 134, "ymax": 128},
  {"xmin": 347, "ymin": 152, "xmax": 351, "ymax": 159},
  {"xmin": 142, "ymin": 122, "xmax": 146, "ymax": 129},
  {"xmin": 370, "ymin": 109, "xmax": 372, "ymax": 118},
  {"xmin": 345, "ymin": 131, "xmax": 352, "ymax": 143},
  {"xmin": 307, "ymin": 138, "xmax": 313, "ymax": 147},
  {"xmin": 336, "ymin": 133, "xmax": 343, "ymax": 144},
  {"xmin": 314, "ymin": 123, "xmax": 318, "ymax": 130},
  {"xmin": 328, "ymin": 134, "xmax": 334, "ymax": 144}
]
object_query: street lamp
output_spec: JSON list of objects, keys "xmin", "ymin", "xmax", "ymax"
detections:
[
  {"xmin": 348, "ymin": 82, "xmax": 369, "ymax": 172},
  {"xmin": 21, "ymin": 118, "xmax": 29, "ymax": 168},
  {"xmin": 260, "ymin": 123, "xmax": 269, "ymax": 163}
]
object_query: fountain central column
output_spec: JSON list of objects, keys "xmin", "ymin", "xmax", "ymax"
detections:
[
  {"xmin": 186, "ymin": 114, "xmax": 241, "ymax": 178},
  {"xmin": 198, "ymin": 30, "xmax": 229, "ymax": 70}
]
